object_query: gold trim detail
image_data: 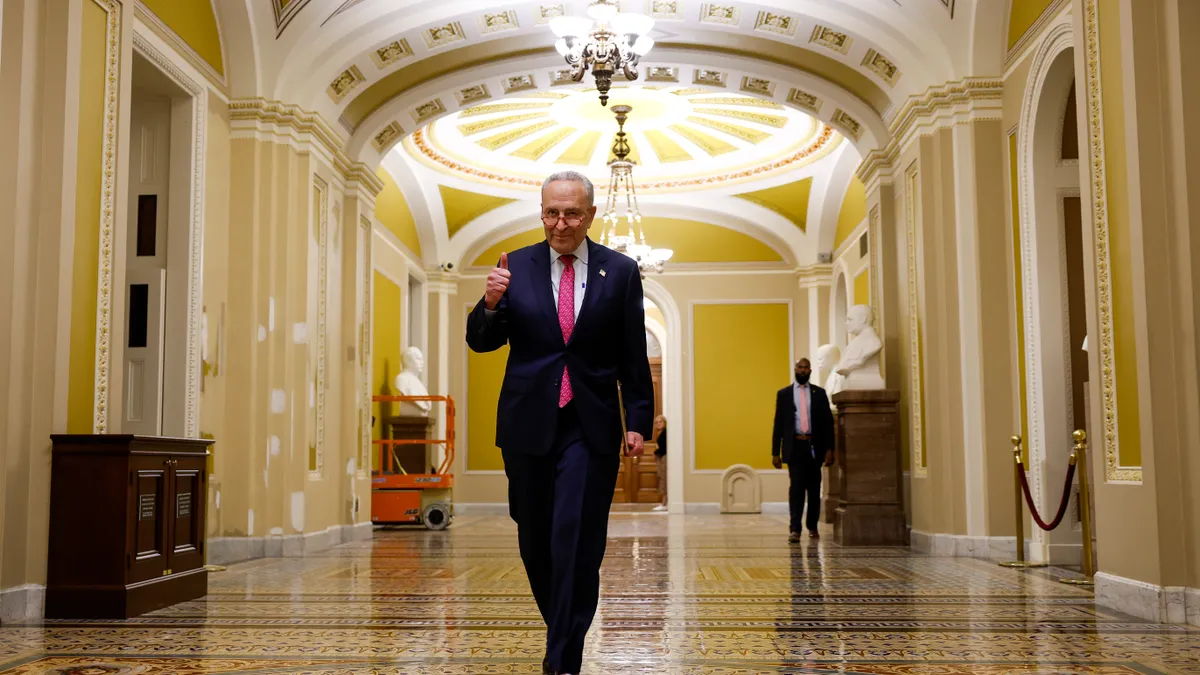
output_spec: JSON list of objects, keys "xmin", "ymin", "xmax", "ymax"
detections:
[
  {"xmin": 93, "ymin": 0, "xmax": 121, "ymax": 433},
  {"xmin": 1081, "ymin": 0, "xmax": 1137, "ymax": 482},
  {"xmin": 684, "ymin": 95, "xmax": 783, "ymax": 110},
  {"xmin": 359, "ymin": 215, "xmax": 372, "ymax": 477},
  {"xmin": 311, "ymin": 175, "xmax": 329, "ymax": 477},
  {"xmin": 905, "ymin": 161, "xmax": 926, "ymax": 477},
  {"xmin": 457, "ymin": 112, "xmax": 548, "ymax": 136},
  {"xmin": 410, "ymin": 125, "xmax": 836, "ymax": 192},
  {"xmin": 372, "ymin": 121, "xmax": 403, "ymax": 152},
  {"xmin": 692, "ymin": 107, "xmax": 787, "ymax": 128},
  {"xmin": 687, "ymin": 116, "xmax": 769, "ymax": 143}
]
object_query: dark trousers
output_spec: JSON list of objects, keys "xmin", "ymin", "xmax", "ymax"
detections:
[
  {"xmin": 502, "ymin": 403, "xmax": 620, "ymax": 674},
  {"xmin": 787, "ymin": 442, "xmax": 823, "ymax": 533}
]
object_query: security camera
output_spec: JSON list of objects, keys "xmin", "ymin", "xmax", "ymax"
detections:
[{"xmin": 439, "ymin": 261, "xmax": 455, "ymax": 271}]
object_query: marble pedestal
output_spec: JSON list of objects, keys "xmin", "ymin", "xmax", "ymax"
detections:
[
  {"xmin": 822, "ymin": 413, "xmax": 841, "ymax": 524},
  {"xmin": 832, "ymin": 389, "xmax": 906, "ymax": 546}
]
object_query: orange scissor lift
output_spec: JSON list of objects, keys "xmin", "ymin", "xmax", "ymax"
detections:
[{"xmin": 370, "ymin": 394, "xmax": 455, "ymax": 529}]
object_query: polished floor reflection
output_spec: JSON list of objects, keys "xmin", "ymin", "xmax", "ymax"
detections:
[{"xmin": 1, "ymin": 513, "xmax": 1196, "ymax": 674}]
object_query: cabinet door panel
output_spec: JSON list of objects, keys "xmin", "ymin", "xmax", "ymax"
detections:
[
  {"xmin": 167, "ymin": 458, "xmax": 205, "ymax": 573},
  {"xmin": 129, "ymin": 456, "xmax": 168, "ymax": 583}
]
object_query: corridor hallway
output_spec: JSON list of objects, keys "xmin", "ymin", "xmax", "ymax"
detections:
[{"xmin": 0, "ymin": 514, "xmax": 1193, "ymax": 674}]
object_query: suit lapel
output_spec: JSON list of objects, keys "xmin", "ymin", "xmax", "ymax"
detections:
[
  {"xmin": 530, "ymin": 241, "xmax": 558, "ymax": 329},
  {"xmin": 568, "ymin": 239, "xmax": 605, "ymax": 345}
]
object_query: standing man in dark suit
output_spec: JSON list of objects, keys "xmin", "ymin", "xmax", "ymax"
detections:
[
  {"xmin": 772, "ymin": 358, "xmax": 834, "ymax": 542},
  {"xmin": 466, "ymin": 171, "xmax": 653, "ymax": 675}
]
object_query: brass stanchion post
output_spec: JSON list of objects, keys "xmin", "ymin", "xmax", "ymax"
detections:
[
  {"xmin": 1000, "ymin": 436, "xmax": 1046, "ymax": 569},
  {"xmin": 1060, "ymin": 430, "xmax": 1095, "ymax": 586}
]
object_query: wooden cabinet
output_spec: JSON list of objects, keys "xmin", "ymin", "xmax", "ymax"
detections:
[{"xmin": 47, "ymin": 435, "xmax": 212, "ymax": 619}]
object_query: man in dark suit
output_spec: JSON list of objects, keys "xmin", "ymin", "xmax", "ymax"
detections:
[
  {"xmin": 466, "ymin": 171, "xmax": 653, "ymax": 675},
  {"xmin": 772, "ymin": 358, "xmax": 834, "ymax": 542}
]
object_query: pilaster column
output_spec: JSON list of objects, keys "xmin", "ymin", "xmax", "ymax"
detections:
[
  {"xmin": 0, "ymin": 0, "xmax": 131, "ymax": 621},
  {"xmin": 1074, "ymin": 0, "xmax": 1200, "ymax": 623},
  {"xmin": 426, "ymin": 270, "xmax": 459, "ymax": 469}
]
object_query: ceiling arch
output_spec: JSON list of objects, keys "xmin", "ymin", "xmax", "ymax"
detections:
[
  {"xmin": 450, "ymin": 193, "xmax": 814, "ymax": 268},
  {"xmin": 265, "ymin": 0, "xmax": 965, "ymax": 121},
  {"xmin": 469, "ymin": 217, "xmax": 789, "ymax": 269},
  {"xmin": 345, "ymin": 48, "xmax": 888, "ymax": 166}
]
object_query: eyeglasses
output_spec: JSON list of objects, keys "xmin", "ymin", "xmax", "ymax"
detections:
[{"xmin": 542, "ymin": 209, "xmax": 587, "ymax": 226}]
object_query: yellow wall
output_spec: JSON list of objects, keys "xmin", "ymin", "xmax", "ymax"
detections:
[
  {"xmin": 693, "ymin": 303, "xmax": 790, "ymax": 471},
  {"xmin": 140, "ymin": 0, "xmax": 225, "ymax": 76},
  {"xmin": 371, "ymin": 272, "xmax": 402, "ymax": 467},
  {"xmin": 440, "ymin": 185, "xmax": 516, "ymax": 238},
  {"xmin": 734, "ymin": 177, "xmax": 812, "ymax": 231},
  {"xmin": 67, "ymin": 0, "xmax": 108, "ymax": 434},
  {"xmin": 854, "ymin": 269, "xmax": 870, "ymax": 306},
  {"xmin": 835, "ymin": 177, "xmax": 868, "ymax": 251},
  {"xmin": 1098, "ymin": 0, "xmax": 1141, "ymax": 468},
  {"xmin": 466, "ymin": 315, "xmax": 507, "ymax": 472},
  {"xmin": 471, "ymin": 218, "xmax": 784, "ymax": 267},
  {"xmin": 1007, "ymin": 0, "xmax": 1056, "ymax": 50},
  {"xmin": 374, "ymin": 168, "xmax": 423, "ymax": 259}
]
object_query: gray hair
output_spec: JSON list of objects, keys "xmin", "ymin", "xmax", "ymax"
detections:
[{"xmin": 542, "ymin": 171, "xmax": 595, "ymax": 204}]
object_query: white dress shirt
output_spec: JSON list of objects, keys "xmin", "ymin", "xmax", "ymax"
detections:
[
  {"xmin": 792, "ymin": 381, "xmax": 811, "ymax": 435},
  {"xmin": 551, "ymin": 240, "xmax": 588, "ymax": 320}
]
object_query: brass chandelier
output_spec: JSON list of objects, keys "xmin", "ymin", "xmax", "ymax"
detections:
[
  {"xmin": 598, "ymin": 105, "xmax": 672, "ymax": 274},
  {"xmin": 550, "ymin": 0, "xmax": 655, "ymax": 106}
]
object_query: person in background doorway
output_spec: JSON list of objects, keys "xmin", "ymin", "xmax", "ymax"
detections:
[
  {"xmin": 652, "ymin": 415, "xmax": 668, "ymax": 511},
  {"xmin": 771, "ymin": 358, "xmax": 834, "ymax": 542}
]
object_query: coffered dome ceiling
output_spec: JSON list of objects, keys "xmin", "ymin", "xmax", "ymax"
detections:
[{"xmin": 402, "ymin": 85, "xmax": 840, "ymax": 192}]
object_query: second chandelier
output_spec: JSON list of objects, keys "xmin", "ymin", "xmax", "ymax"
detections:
[{"xmin": 550, "ymin": 0, "xmax": 655, "ymax": 106}]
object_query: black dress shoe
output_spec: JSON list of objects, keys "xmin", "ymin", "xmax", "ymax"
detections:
[{"xmin": 542, "ymin": 657, "xmax": 552, "ymax": 674}]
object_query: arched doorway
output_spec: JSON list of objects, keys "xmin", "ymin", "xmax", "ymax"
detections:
[
  {"xmin": 1018, "ymin": 24, "xmax": 1093, "ymax": 566},
  {"xmin": 612, "ymin": 299, "xmax": 668, "ymax": 505}
]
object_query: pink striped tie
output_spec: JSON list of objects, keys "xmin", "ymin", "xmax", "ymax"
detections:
[{"xmin": 557, "ymin": 255, "xmax": 575, "ymax": 408}]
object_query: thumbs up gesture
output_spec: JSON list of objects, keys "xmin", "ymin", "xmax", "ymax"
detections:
[{"xmin": 484, "ymin": 252, "xmax": 511, "ymax": 310}]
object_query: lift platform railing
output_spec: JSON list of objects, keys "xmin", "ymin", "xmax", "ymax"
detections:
[{"xmin": 371, "ymin": 395, "xmax": 456, "ymax": 476}]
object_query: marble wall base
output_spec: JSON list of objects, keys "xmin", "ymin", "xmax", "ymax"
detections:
[
  {"xmin": 0, "ymin": 583, "xmax": 44, "ymax": 623},
  {"xmin": 1095, "ymin": 573, "xmax": 1200, "ymax": 626},
  {"xmin": 208, "ymin": 522, "xmax": 374, "ymax": 566},
  {"xmin": 832, "ymin": 389, "xmax": 906, "ymax": 546},
  {"xmin": 911, "ymin": 531, "xmax": 1018, "ymax": 560}
]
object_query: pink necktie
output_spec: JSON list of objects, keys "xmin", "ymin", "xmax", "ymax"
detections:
[
  {"xmin": 557, "ymin": 255, "xmax": 575, "ymax": 408},
  {"xmin": 799, "ymin": 387, "xmax": 809, "ymax": 434}
]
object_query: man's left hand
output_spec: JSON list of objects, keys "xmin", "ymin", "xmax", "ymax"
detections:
[
  {"xmin": 824, "ymin": 450, "xmax": 834, "ymax": 467},
  {"xmin": 625, "ymin": 432, "xmax": 644, "ymax": 457}
]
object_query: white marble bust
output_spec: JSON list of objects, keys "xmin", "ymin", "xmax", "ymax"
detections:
[
  {"xmin": 815, "ymin": 343, "xmax": 844, "ymax": 400},
  {"xmin": 834, "ymin": 305, "xmax": 886, "ymax": 391},
  {"xmin": 394, "ymin": 346, "xmax": 432, "ymax": 416}
]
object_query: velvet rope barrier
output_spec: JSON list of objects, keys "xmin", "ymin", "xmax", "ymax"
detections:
[{"xmin": 1016, "ymin": 457, "xmax": 1077, "ymax": 531}]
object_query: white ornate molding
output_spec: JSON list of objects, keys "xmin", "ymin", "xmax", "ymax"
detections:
[
  {"xmin": 311, "ymin": 176, "xmax": 330, "ymax": 478},
  {"xmin": 1080, "ymin": 0, "xmax": 1138, "ymax": 483},
  {"xmin": 859, "ymin": 77, "xmax": 1004, "ymax": 193},
  {"xmin": 228, "ymin": 98, "xmax": 384, "ymax": 196},
  {"xmin": 1016, "ymin": 21, "xmax": 1073, "ymax": 532},
  {"xmin": 92, "ymin": 0, "xmax": 122, "ymax": 433},
  {"xmin": 132, "ymin": 30, "xmax": 208, "ymax": 439},
  {"xmin": 904, "ymin": 160, "xmax": 927, "ymax": 478},
  {"xmin": 359, "ymin": 215, "xmax": 373, "ymax": 480}
]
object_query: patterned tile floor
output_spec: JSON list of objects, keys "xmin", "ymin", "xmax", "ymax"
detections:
[{"xmin": 2, "ymin": 513, "xmax": 1197, "ymax": 674}]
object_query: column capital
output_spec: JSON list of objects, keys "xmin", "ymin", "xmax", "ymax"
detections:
[
  {"xmin": 795, "ymin": 263, "xmax": 834, "ymax": 289},
  {"xmin": 425, "ymin": 269, "xmax": 460, "ymax": 294},
  {"xmin": 858, "ymin": 78, "xmax": 1004, "ymax": 193}
]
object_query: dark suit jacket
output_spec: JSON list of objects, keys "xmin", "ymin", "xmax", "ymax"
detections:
[
  {"xmin": 771, "ymin": 383, "xmax": 834, "ymax": 465},
  {"xmin": 466, "ymin": 238, "xmax": 654, "ymax": 456}
]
